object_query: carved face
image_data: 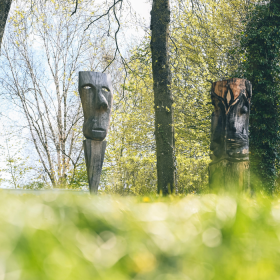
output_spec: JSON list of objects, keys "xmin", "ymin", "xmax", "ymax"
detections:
[
  {"xmin": 210, "ymin": 78, "xmax": 252, "ymax": 162},
  {"xmin": 79, "ymin": 72, "xmax": 113, "ymax": 141}
]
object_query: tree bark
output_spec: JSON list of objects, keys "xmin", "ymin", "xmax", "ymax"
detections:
[
  {"xmin": 150, "ymin": 0, "xmax": 175, "ymax": 195},
  {"xmin": 0, "ymin": 0, "xmax": 12, "ymax": 51}
]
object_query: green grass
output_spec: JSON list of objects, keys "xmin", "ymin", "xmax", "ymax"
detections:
[{"xmin": 0, "ymin": 191, "xmax": 280, "ymax": 279}]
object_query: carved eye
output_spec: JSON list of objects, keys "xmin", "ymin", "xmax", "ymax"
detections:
[
  {"xmin": 241, "ymin": 106, "xmax": 248, "ymax": 114},
  {"xmin": 83, "ymin": 86, "xmax": 91, "ymax": 89},
  {"xmin": 102, "ymin": 87, "xmax": 110, "ymax": 92}
]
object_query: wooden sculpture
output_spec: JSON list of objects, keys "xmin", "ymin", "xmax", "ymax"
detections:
[
  {"xmin": 79, "ymin": 72, "xmax": 113, "ymax": 193},
  {"xmin": 209, "ymin": 78, "xmax": 252, "ymax": 191}
]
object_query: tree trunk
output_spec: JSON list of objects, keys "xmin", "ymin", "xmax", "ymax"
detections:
[
  {"xmin": 0, "ymin": 0, "xmax": 12, "ymax": 51},
  {"xmin": 150, "ymin": 0, "xmax": 175, "ymax": 195}
]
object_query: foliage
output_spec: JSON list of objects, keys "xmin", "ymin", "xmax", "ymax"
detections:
[
  {"xmin": 236, "ymin": 0, "xmax": 280, "ymax": 193},
  {"xmin": 0, "ymin": 137, "xmax": 32, "ymax": 189},
  {"xmin": 0, "ymin": 0, "xmax": 117, "ymax": 188},
  {"xmin": 0, "ymin": 0, "xmax": 271, "ymax": 193},
  {"xmin": 104, "ymin": 48, "xmax": 157, "ymax": 195},
  {"xmin": 68, "ymin": 162, "xmax": 89, "ymax": 190},
  {"xmin": 0, "ymin": 192, "xmax": 280, "ymax": 279},
  {"xmin": 22, "ymin": 181, "xmax": 47, "ymax": 190},
  {"xmin": 105, "ymin": 0, "xmax": 250, "ymax": 194},
  {"xmin": 170, "ymin": 0, "xmax": 252, "ymax": 193}
]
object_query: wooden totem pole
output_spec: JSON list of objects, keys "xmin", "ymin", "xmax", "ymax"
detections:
[
  {"xmin": 79, "ymin": 72, "xmax": 113, "ymax": 193},
  {"xmin": 209, "ymin": 78, "xmax": 252, "ymax": 191}
]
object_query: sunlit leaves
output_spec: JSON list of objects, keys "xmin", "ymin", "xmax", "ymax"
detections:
[{"xmin": 105, "ymin": 0, "xmax": 250, "ymax": 194}]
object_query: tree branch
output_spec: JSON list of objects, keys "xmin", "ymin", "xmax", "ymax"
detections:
[{"xmin": 84, "ymin": 0, "xmax": 123, "ymax": 31}]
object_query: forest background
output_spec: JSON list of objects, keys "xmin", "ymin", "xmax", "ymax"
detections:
[{"xmin": 0, "ymin": 0, "xmax": 274, "ymax": 194}]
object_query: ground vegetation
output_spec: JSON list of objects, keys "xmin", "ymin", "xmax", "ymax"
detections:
[{"xmin": 0, "ymin": 192, "xmax": 279, "ymax": 279}]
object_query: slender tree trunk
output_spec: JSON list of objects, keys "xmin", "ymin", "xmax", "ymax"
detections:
[
  {"xmin": 0, "ymin": 0, "xmax": 12, "ymax": 51},
  {"xmin": 150, "ymin": 0, "xmax": 175, "ymax": 195}
]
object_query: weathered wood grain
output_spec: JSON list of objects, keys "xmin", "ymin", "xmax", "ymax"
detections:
[
  {"xmin": 210, "ymin": 78, "xmax": 252, "ymax": 162},
  {"xmin": 209, "ymin": 78, "xmax": 252, "ymax": 191},
  {"xmin": 79, "ymin": 72, "xmax": 113, "ymax": 141},
  {"xmin": 79, "ymin": 72, "xmax": 113, "ymax": 194},
  {"xmin": 83, "ymin": 139, "xmax": 107, "ymax": 194}
]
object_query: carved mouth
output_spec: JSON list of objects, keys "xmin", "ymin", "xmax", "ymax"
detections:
[{"xmin": 92, "ymin": 128, "xmax": 105, "ymax": 132}]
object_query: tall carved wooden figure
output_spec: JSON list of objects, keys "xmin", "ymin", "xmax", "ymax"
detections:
[
  {"xmin": 209, "ymin": 78, "xmax": 252, "ymax": 191},
  {"xmin": 79, "ymin": 72, "xmax": 113, "ymax": 193}
]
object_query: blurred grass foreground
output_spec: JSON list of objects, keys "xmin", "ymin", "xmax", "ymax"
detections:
[{"xmin": 1, "ymin": 192, "xmax": 280, "ymax": 279}]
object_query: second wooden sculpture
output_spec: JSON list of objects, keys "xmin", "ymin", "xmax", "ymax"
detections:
[{"xmin": 209, "ymin": 78, "xmax": 252, "ymax": 191}]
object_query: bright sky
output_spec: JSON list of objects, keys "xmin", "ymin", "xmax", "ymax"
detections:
[
  {"xmin": 130, "ymin": 0, "xmax": 151, "ymax": 22},
  {"xmin": 120, "ymin": 0, "xmax": 152, "ymax": 49}
]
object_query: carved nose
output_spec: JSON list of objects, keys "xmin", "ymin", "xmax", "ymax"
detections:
[{"xmin": 96, "ymin": 90, "xmax": 108, "ymax": 110}]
